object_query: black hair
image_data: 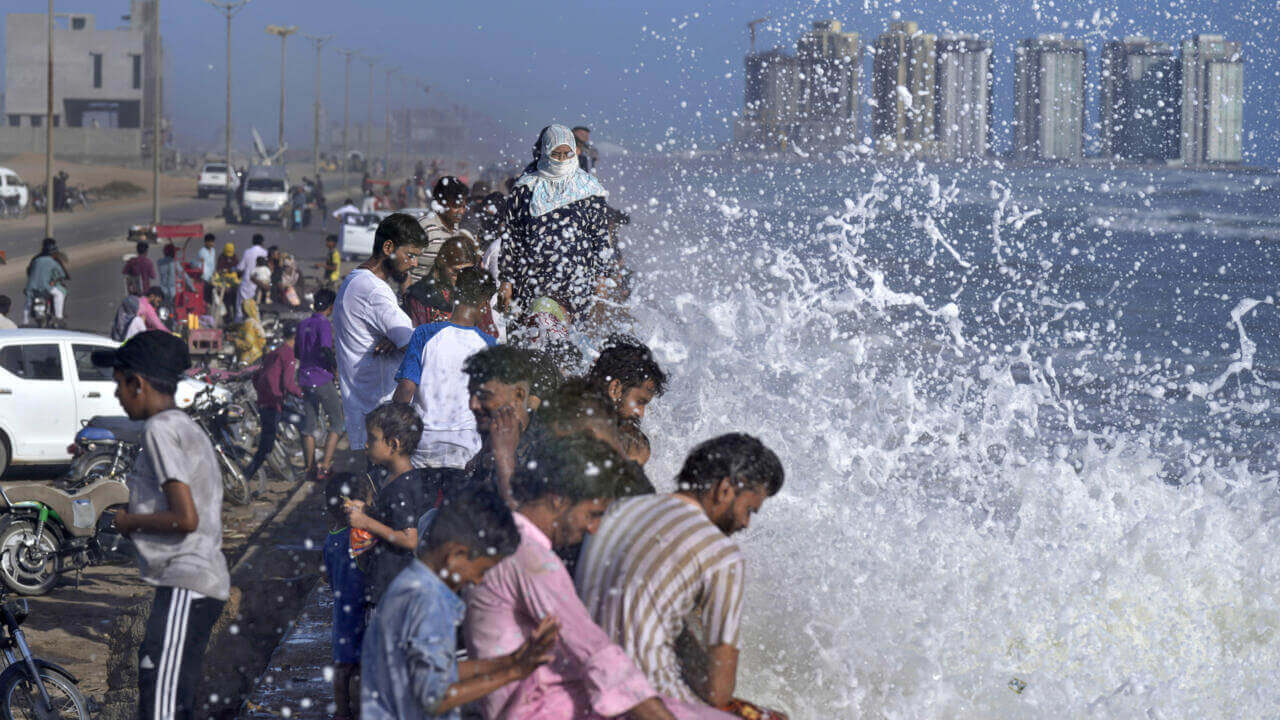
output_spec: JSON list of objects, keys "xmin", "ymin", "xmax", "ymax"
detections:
[
  {"xmin": 135, "ymin": 241, "xmax": 149, "ymax": 255},
  {"xmin": 252, "ymin": 234, "xmax": 265, "ymax": 246},
  {"xmin": 463, "ymin": 345, "xmax": 535, "ymax": 389},
  {"xmin": 323, "ymin": 472, "xmax": 375, "ymax": 522},
  {"xmin": 121, "ymin": 368, "xmax": 177, "ymax": 396},
  {"xmin": 203, "ymin": 233, "xmax": 216, "ymax": 243},
  {"xmin": 268, "ymin": 245, "xmax": 279, "ymax": 255},
  {"xmin": 0, "ymin": 296, "xmax": 10, "ymax": 314},
  {"xmin": 426, "ymin": 487, "xmax": 520, "ymax": 559},
  {"xmin": 372, "ymin": 213, "xmax": 427, "ymax": 257},
  {"xmin": 527, "ymin": 350, "xmax": 566, "ymax": 401},
  {"xmin": 676, "ymin": 433, "xmax": 785, "ymax": 497},
  {"xmin": 145, "ymin": 285, "xmax": 165, "ymax": 300},
  {"xmin": 255, "ymin": 257, "xmax": 269, "ymax": 267},
  {"xmin": 535, "ymin": 377, "xmax": 617, "ymax": 441},
  {"xmin": 511, "ymin": 434, "xmax": 651, "ymax": 504},
  {"xmin": 586, "ymin": 334, "xmax": 668, "ymax": 397},
  {"xmin": 364, "ymin": 402, "xmax": 423, "ymax": 457},
  {"xmin": 313, "ymin": 288, "xmax": 336, "ymax": 313},
  {"xmin": 572, "ymin": 125, "xmax": 590, "ymax": 134},
  {"xmin": 432, "ymin": 176, "xmax": 470, "ymax": 205},
  {"xmin": 344, "ymin": 197, "xmax": 354, "ymax": 206},
  {"xmin": 325, "ymin": 234, "xmax": 338, "ymax": 244},
  {"xmin": 453, "ymin": 266, "xmax": 496, "ymax": 307},
  {"xmin": 619, "ymin": 423, "xmax": 650, "ymax": 458},
  {"xmin": 280, "ymin": 319, "xmax": 300, "ymax": 337},
  {"xmin": 40, "ymin": 238, "xmax": 57, "ymax": 254}
]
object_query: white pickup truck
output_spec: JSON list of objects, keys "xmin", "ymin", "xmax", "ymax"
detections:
[{"xmin": 338, "ymin": 210, "xmax": 389, "ymax": 259}]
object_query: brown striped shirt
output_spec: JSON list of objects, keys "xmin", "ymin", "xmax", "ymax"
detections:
[{"xmin": 575, "ymin": 494, "xmax": 745, "ymax": 702}]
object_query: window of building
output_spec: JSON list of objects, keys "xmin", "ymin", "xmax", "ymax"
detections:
[
  {"xmin": 92, "ymin": 52, "xmax": 103, "ymax": 89},
  {"xmin": 30, "ymin": 116, "xmax": 42, "ymax": 128},
  {"xmin": 132, "ymin": 55, "xmax": 142, "ymax": 90},
  {"xmin": 6, "ymin": 116, "xmax": 17, "ymax": 128},
  {"xmin": 71, "ymin": 16, "xmax": 87, "ymax": 30}
]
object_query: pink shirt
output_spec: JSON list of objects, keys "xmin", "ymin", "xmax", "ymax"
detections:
[
  {"xmin": 137, "ymin": 297, "xmax": 166, "ymax": 331},
  {"xmin": 465, "ymin": 513, "xmax": 734, "ymax": 720}
]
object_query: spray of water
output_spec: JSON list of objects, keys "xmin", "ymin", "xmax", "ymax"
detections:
[{"xmin": 615, "ymin": 155, "xmax": 1280, "ymax": 717}]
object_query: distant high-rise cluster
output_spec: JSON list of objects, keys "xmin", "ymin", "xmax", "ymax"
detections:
[{"xmin": 735, "ymin": 19, "xmax": 1245, "ymax": 166}]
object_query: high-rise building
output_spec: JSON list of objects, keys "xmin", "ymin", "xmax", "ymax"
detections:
[
  {"xmin": 1013, "ymin": 34, "xmax": 1086, "ymax": 161},
  {"xmin": 872, "ymin": 21, "xmax": 937, "ymax": 156},
  {"xmin": 795, "ymin": 20, "xmax": 862, "ymax": 147},
  {"xmin": 741, "ymin": 49, "xmax": 800, "ymax": 140},
  {"xmin": 1100, "ymin": 37, "xmax": 1180, "ymax": 161},
  {"xmin": 934, "ymin": 33, "xmax": 992, "ymax": 160},
  {"xmin": 1180, "ymin": 34, "xmax": 1243, "ymax": 165}
]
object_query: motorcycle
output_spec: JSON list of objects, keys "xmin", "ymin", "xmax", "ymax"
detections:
[
  {"xmin": 186, "ymin": 386, "xmax": 252, "ymax": 505},
  {"xmin": 0, "ymin": 592, "xmax": 89, "ymax": 719},
  {"xmin": 67, "ymin": 416, "xmax": 143, "ymax": 487},
  {"xmin": 0, "ymin": 476, "xmax": 130, "ymax": 596},
  {"xmin": 25, "ymin": 292, "xmax": 55, "ymax": 329}
]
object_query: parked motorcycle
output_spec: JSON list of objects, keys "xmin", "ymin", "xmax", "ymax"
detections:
[
  {"xmin": 67, "ymin": 417, "xmax": 142, "ymax": 487},
  {"xmin": 0, "ymin": 477, "xmax": 130, "ymax": 596},
  {"xmin": 0, "ymin": 592, "xmax": 89, "ymax": 719},
  {"xmin": 186, "ymin": 387, "xmax": 252, "ymax": 505}
]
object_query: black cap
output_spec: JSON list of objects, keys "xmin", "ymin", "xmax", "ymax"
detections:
[{"xmin": 91, "ymin": 331, "xmax": 191, "ymax": 386}]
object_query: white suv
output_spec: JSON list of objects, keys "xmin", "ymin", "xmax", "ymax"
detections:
[
  {"xmin": 0, "ymin": 329, "xmax": 212, "ymax": 476},
  {"xmin": 197, "ymin": 162, "xmax": 234, "ymax": 198}
]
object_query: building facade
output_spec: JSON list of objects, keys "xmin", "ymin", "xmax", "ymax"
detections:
[
  {"xmin": 1013, "ymin": 34, "xmax": 1086, "ymax": 161},
  {"xmin": 1179, "ymin": 34, "xmax": 1243, "ymax": 165},
  {"xmin": 1100, "ymin": 37, "xmax": 1180, "ymax": 161},
  {"xmin": 871, "ymin": 21, "xmax": 937, "ymax": 156},
  {"xmin": 934, "ymin": 33, "xmax": 992, "ymax": 160},
  {"xmin": 1, "ymin": 2, "xmax": 161, "ymax": 161},
  {"xmin": 740, "ymin": 49, "xmax": 800, "ymax": 143}
]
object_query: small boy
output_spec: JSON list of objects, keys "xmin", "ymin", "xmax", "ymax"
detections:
[
  {"xmin": 322, "ymin": 472, "xmax": 374, "ymax": 720},
  {"xmin": 344, "ymin": 402, "xmax": 442, "ymax": 606},
  {"xmin": 619, "ymin": 423, "xmax": 651, "ymax": 466},
  {"xmin": 0, "ymin": 296, "xmax": 16, "ymax": 330},
  {"xmin": 361, "ymin": 487, "xmax": 559, "ymax": 720},
  {"xmin": 92, "ymin": 331, "xmax": 230, "ymax": 720}
]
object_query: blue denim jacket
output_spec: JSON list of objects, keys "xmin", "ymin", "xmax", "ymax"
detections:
[{"xmin": 361, "ymin": 558, "xmax": 465, "ymax": 720}]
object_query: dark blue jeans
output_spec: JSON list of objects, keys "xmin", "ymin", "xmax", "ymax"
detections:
[{"xmin": 244, "ymin": 406, "xmax": 279, "ymax": 492}]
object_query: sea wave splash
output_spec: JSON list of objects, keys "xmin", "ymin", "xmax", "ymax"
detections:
[{"xmin": 614, "ymin": 156, "xmax": 1280, "ymax": 717}]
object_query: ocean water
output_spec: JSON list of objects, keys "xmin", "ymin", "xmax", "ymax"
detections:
[{"xmin": 604, "ymin": 155, "xmax": 1280, "ymax": 717}]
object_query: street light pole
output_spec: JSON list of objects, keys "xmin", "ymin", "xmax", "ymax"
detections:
[
  {"xmin": 265, "ymin": 25, "xmax": 297, "ymax": 155},
  {"xmin": 400, "ymin": 75, "xmax": 408, "ymax": 173},
  {"xmin": 150, "ymin": 0, "xmax": 160, "ymax": 225},
  {"xmin": 302, "ymin": 33, "xmax": 331, "ymax": 181},
  {"xmin": 43, "ymin": 0, "xmax": 53, "ymax": 238},
  {"xmin": 203, "ymin": 0, "xmax": 251, "ymax": 219},
  {"xmin": 362, "ymin": 55, "xmax": 375, "ymax": 175},
  {"xmin": 383, "ymin": 66, "xmax": 397, "ymax": 178},
  {"xmin": 336, "ymin": 48, "xmax": 356, "ymax": 195}
]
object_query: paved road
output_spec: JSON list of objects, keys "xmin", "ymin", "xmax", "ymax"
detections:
[{"xmin": 0, "ymin": 194, "xmax": 226, "ymax": 257}]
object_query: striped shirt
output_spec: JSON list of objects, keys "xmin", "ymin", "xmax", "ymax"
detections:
[{"xmin": 575, "ymin": 494, "xmax": 745, "ymax": 702}]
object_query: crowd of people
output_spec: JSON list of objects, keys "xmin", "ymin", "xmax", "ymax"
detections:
[{"xmin": 87, "ymin": 123, "xmax": 790, "ymax": 720}]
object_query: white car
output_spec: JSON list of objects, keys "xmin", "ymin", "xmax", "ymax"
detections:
[
  {"xmin": 197, "ymin": 162, "xmax": 234, "ymax": 198},
  {"xmin": 0, "ymin": 329, "xmax": 215, "ymax": 476},
  {"xmin": 338, "ymin": 210, "xmax": 390, "ymax": 259},
  {"xmin": 0, "ymin": 167, "xmax": 29, "ymax": 215}
]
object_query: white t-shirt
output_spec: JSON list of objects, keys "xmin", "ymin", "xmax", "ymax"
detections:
[
  {"xmin": 393, "ymin": 322, "xmax": 496, "ymax": 468},
  {"xmin": 237, "ymin": 244, "xmax": 269, "ymax": 301},
  {"xmin": 332, "ymin": 268, "xmax": 414, "ymax": 449}
]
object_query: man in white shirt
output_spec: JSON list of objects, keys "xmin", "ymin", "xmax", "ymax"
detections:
[
  {"xmin": 330, "ymin": 197, "xmax": 359, "ymax": 220},
  {"xmin": 392, "ymin": 267, "xmax": 498, "ymax": 469},
  {"xmin": 235, "ymin": 234, "xmax": 268, "ymax": 319},
  {"xmin": 332, "ymin": 213, "xmax": 424, "ymax": 451}
]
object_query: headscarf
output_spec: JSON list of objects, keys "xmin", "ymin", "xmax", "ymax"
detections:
[{"xmin": 513, "ymin": 124, "xmax": 606, "ymax": 217}]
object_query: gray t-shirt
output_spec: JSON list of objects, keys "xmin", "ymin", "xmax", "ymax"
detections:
[{"xmin": 127, "ymin": 409, "xmax": 231, "ymax": 600}]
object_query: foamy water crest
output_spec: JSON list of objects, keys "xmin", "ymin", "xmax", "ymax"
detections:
[{"xmin": 614, "ymin": 157, "xmax": 1280, "ymax": 718}]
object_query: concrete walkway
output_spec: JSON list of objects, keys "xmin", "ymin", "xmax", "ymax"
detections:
[{"xmin": 241, "ymin": 581, "xmax": 336, "ymax": 720}]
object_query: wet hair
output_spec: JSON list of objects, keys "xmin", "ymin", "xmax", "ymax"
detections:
[
  {"xmin": 587, "ymin": 334, "xmax": 668, "ymax": 397},
  {"xmin": 676, "ymin": 433, "xmax": 785, "ymax": 497},
  {"xmin": 433, "ymin": 176, "xmax": 470, "ymax": 206},
  {"xmin": 323, "ymin": 472, "xmax": 375, "ymax": 522},
  {"xmin": 252, "ymin": 234, "xmax": 265, "ymax": 246},
  {"xmin": 364, "ymin": 402, "xmax": 423, "ymax": 457},
  {"xmin": 313, "ymin": 288, "xmax": 336, "ymax": 313},
  {"xmin": 426, "ymin": 487, "xmax": 520, "ymax": 559},
  {"xmin": 535, "ymin": 378, "xmax": 618, "ymax": 444},
  {"xmin": 0, "ymin": 296, "xmax": 10, "ymax": 314},
  {"xmin": 527, "ymin": 350, "xmax": 566, "ymax": 401},
  {"xmin": 372, "ymin": 213, "xmax": 428, "ymax": 257},
  {"xmin": 135, "ymin": 241, "xmax": 149, "ymax": 255},
  {"xmin": 463, "ymin": 345, "xmax": 535, "ymax": 390},
  {"xmin": 544, "ymin": 339, "xmax": 584, "ymax": 374},
  {"xmin": 511, "ymin": 434, "xmax": 651, "ymax": 504},
  {"xmin": 434, "ymin": 236, "xmax": 480, "ymax": 272},
  {"xmin": 454, "ymin": 266, "xmax": 496, "ymax": 306}
]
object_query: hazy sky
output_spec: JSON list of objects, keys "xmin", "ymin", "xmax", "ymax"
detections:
[{"xmin": 2, "ymin": 0, "xmax": 1276, "ymax": 164}]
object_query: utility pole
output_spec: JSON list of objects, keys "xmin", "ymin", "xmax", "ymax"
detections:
[
  {"xmin": 150, "ymin": 0, "xmax": 161, "ymax": 225},
  {"xmin": 43, "ymin": 0, "xmax": 53, "ymax": 238},
  {"xmin": 336, "ymin": 48, "xmax": 357, "ymax": 194},
  {"xmin": 302, "ymin": 33, "xmax": 332, "ymax": 181},
  {"xmin": 384, "ymin": 66, "xmax": 397, "ymax": 178},
  {"xmin": 362, "ymin": 55, "xmax": 376, "ymax": 176},
  {"xmin": 203, "ymin": 0, "xmax": 251, "ymax": 219},
  {"xmin": 265, "ymin": 25, "xmax": 297, "ymax": 154},
  {"xmin": 400, "ymin": 75, "xmax": 408, "ymax": 173}
]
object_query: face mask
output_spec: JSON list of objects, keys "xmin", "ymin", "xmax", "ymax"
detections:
[{"xmin": 544, "ymin": 155, "xmax": 577, "ymax": 179}]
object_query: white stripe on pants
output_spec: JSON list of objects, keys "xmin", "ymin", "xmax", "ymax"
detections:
[{"xmin": 155, "ymin": 589, "xmax": 192, "ymax": 720}]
